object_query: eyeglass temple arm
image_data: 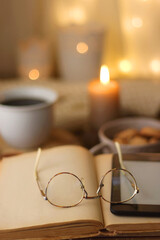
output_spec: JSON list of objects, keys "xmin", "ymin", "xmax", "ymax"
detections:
[
  {"xmin": 34, "ymin": 148, "xmax": 46, "ymax": 197},
  {"xmin": 89, "ymin": 141, "xmax": 126, "ymax": 169},
  {"xmin": 115, "ymin": 142, "xmax": 126, "ymax": 170},
  {"xmin": 115, "ymin": 142, "xmax": 139, "ymax": 193}
]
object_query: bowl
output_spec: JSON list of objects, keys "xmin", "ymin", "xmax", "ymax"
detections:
[{"xmin": 98, "ymin": 117, "xmax": 160, "ymax": 153}]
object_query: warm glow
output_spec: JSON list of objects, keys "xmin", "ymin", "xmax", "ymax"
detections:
[
  {"xmin": 57, "ymin": 6, "xmax": 87, "ymax": 26},
  {"xmin": 100, "ymin": 65, "xmax": 110, "ymax": 85},
  {"xmin": 131, "ymin": 17, "xmax": 143, "ymax": 28},
  {"xmin": 68, "ymin": 7, "xmax": 86, "ymax": 25},
  {"xmin": 150, "ymin": 59, "xmax": 160, "ymax": 74},
  {"xmin": 29, "ymin": 69, "xmax": 40, "ymax": 80},
  {"xmin": 119, "ymin": 59, "xmax": 132, "ymax": 73},
  {"xmin": 76, "ymin": 42, "xmax": 88, "ymax": 54}
]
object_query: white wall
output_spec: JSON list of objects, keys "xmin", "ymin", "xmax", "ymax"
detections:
[{"xmin": 0, "ymin": 0, "xmax": 42, "ymax": 77}]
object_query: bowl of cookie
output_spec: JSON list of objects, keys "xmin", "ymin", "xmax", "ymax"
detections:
[{"xmin": 98, "ymin": 117, "xmax": 160, "ymax": 153}]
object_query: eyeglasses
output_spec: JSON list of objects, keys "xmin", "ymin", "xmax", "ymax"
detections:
[{"xmin": 34, "ymin": 142, "xmax": 139, "ymax": 208}]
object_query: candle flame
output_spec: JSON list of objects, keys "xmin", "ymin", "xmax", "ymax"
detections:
[{"xmin": 100, "ymin": 65, "xmax": 110, "ymax": 85}]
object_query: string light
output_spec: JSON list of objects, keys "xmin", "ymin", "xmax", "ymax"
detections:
[
  {"xmin": 29, "ymin": 69, "xmax": 40, "ymax": 80},
  {"xmin": 150, "ymin": 60, "xmax": 160, "ymax": 74},
  {"xmin": 76, "ymin": 42, "xmax": 88, "ymax": 54},
  {"xmin": 118, "ymin": 60, "xmax": 132, "ymax": 73},
  {"xmin": 68, "ymin": 7, "xmax": 86, "ymax": 25},
  {"xmin": 131, "ymin": 17, "xmax": 143, "ymax": 28}
]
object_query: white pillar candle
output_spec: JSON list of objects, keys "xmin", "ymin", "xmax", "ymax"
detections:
[
  {"xmin": 88, "ymin": 65, "xmax": 120, "ymax": 130},
  {"xmin": 17, "ymin": 38, "xmax": 52, "ymax": 80},
  {"xmin": 57, "ymin": 25, "xmax": 105, "ymax": 81}
]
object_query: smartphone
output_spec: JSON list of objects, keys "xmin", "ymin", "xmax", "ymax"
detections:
[{"xmin": 110, "ymin": 154, "xmax": 160, "ymax": 217}]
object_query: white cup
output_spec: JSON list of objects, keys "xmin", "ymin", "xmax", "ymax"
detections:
[{"xmin": 0, "ymin": 86, "xmax": 58, "ymax": 149}]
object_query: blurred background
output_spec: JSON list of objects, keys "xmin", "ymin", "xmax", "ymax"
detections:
[
  {"xmin": 1, "ymin": 0, "xmax": 160, "ymax": 81},
  {"xmin": 0, "ymin": 0, "xmax": 160, "ymax": 152}
]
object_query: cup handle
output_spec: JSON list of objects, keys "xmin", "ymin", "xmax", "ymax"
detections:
[{"xmin": 90, "ymin": 142, "xmax": 114, "ymax": 155}]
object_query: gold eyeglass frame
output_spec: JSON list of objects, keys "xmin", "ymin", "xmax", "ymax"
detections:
[{"xmin": 34, "ymin": 142, "xmax": 139, "ymax": 208}]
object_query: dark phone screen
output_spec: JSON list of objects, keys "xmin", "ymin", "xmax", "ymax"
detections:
[{"xmin": 111, "ymin": 154, "xmax": 160, "ymax": 217}]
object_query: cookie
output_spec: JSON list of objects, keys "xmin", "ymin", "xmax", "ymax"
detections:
[
  {"xmin": 129, "ymin": 136, "xmax": 148, "ymax": 145},
  {"xmin": 140, "ymin": 127, "xmax": 160, "ymax": 139},
  {"xmin": 149, "ymin": 137, "xmax": 159, "ymax": 144},
  {"xmin": 115, "ymin": 128, "xmax": 138, "ymax": 141}
]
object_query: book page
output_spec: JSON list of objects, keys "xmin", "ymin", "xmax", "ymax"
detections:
[
  {"xmin": 94, "ymin": 154, "xmax": 160, "ymax": 232},
  {"xmin": 0, "ymin": 145, "xmax": 103, "ymax": 231}
]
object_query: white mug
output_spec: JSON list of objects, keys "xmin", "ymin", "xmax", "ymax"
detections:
[{"xmin": 0, "ymin": 86, "xmax": 58, "ymax": 149}]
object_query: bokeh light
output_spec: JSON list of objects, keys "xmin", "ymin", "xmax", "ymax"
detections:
[
  {"xmin": 131, "ymin": 17, "xmax": 143, "ymax": 28},
  {"xmin": 76, "ymin": 42, "xmax": 88, "ymax": 54},
  {"xmin": 150, "ymin": 59, "xmax": 160, "ymax": 74},
  {"xmin": 29, "ymin": 69, "xmax": 40, "ymax": 80},
  {"xmin": 119, "ymin": 60, "xmax": 132, "ymax": 73}
]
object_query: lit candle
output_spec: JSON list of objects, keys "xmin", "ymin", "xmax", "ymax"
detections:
[{"xmin": 88, "ymin": 65, "xmax": 120, "ymax": 130}]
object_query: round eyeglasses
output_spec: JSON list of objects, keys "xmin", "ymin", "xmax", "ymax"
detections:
[
  {"xmin": 34, "ymin": 143, "xmax": 139, "ymax": 208},
  {"xmin": 44, "ymin": 169, "xmax": 138, "ymax": 208}
]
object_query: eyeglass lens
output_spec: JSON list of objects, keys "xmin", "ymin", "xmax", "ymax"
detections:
[
  {"xmin": 108, "ymin": 169, "xmax": 136, "ymax": 203},
  {"xmin": 46, "ymin": 173, "xmax": 84, "ymax": 207}
]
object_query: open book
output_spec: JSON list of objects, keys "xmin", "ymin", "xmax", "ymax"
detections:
[{"xmin": 0, "ymin": 145, "xmax": 160, "ymax": 239}]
